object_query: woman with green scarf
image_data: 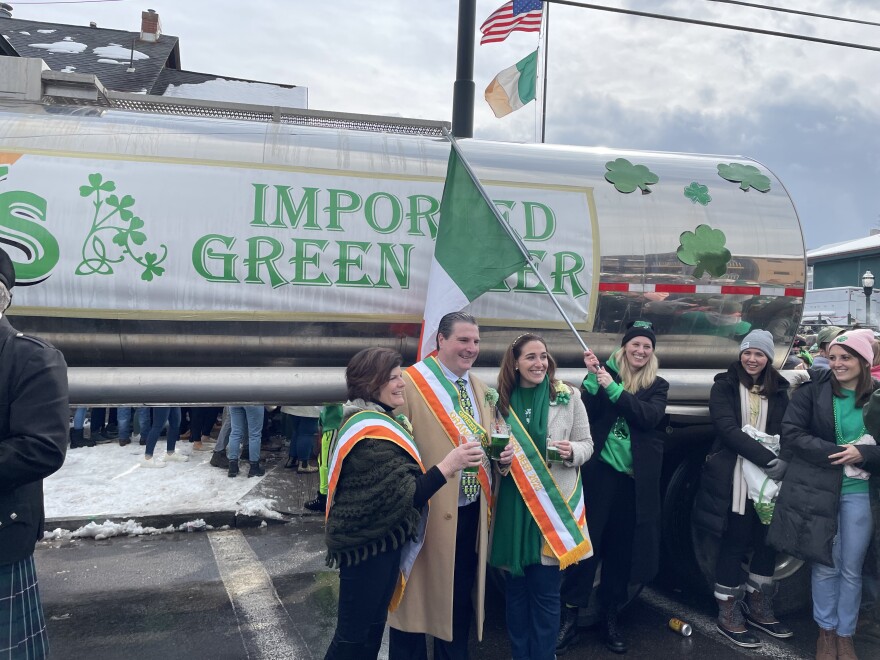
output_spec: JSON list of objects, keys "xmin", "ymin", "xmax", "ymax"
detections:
[{"xmin": 490, "ymin": 334, "xmax": 594, "ymax": 660}]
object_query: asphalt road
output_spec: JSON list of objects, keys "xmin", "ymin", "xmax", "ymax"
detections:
[{"xmin": 35, "ymin": 519, "xmax": 880, "ymax": 659}]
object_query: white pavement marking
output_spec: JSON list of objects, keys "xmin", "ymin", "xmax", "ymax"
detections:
[
  {"xmin": 209, "ymin": 529, "xmax": 312, "ymax": 660},
  {"xmin": 640, "ymin": 586, "xmax": 811, "ymax": 660}
]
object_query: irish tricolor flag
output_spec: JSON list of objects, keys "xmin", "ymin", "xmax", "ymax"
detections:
[
  {"xmin": 418, "ymin": 148, "xmax": 528, "ymax": 358},
  {"xmin": 484, "ymin": 50, "xmax": 538, "ymax": 118}
]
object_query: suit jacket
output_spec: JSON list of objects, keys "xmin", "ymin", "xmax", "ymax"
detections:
[
  {"xmin": 0, "ymin": 315, "xmax": 69, "ymax": 565},
  {"xmin": 387, "ymin": 362, "xmax": 493, "ymax": 642}
]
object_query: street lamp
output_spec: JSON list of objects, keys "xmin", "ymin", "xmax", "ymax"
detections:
[{"xmin": 863, "ymin": 270, "xmax": 874, "ymax": 327}]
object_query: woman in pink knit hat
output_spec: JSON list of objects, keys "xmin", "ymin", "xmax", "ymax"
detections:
[{"xmin": 768, "ymin": 330, "xmax": 880, "ymax": 660}]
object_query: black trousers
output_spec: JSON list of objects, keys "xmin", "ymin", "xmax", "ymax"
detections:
[
  {"xmin": 560, "ymin": 459, "xmax": 636, "ymax": 613},
  {"xmin": 389, "ymin": 501, "xmax": 480, "ymax": 660},
  {"xmin": 715, "ymin": 504, "xmax": 776, "ymax": 587},
  {"xmin": 325, "ymin": 545, "xmax": 402, "ymax": 660},
  {"xmin": 190, "ymin": 407, "xmax": 222, "ymax": 440}
]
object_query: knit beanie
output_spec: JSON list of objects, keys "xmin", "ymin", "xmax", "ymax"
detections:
[
  {"xmin": 831, "ymin": 329, "xmax": 875, "ymax": 367},
  {"xmin": 621, "ymin": 320, "xmax": 655, "ymax": 348},
  {"xmin": 739, "ymin": 329, "xmax": 775, "ymax": 360}
]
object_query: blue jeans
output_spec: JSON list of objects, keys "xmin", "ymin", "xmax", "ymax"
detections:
[
  {"xmin": 286, "ymin": 414, "xmax": 318, "ymax": 462},
  {"xmin": 504, "ymin": 563, "xmax": 561, "ymax": 660},
  {"xmin": 144, "ymin": 407, "xmax": 181, "ymax": 457},
  {"xmin": 72, "ymin": 407, "xmax": 87, "ymax": 430},
  {"xmin": 228, "ymin": 406, "xmax": 263, "ymax": 462},
  {"xmin": 812, "ymin": 492, "xmax": 873, "ymax": 636},
  {"xmin": 213, "ymin": 407, "xmax": 231, "ymax": 454},
  {"xmin": 117, "ymin": 407, "xmax": 133, "ymax": 440}
]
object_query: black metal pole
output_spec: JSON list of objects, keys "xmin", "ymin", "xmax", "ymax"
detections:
[{"xmin": 452, "ymin": 0, "xmax": 476, "ymax": 138}]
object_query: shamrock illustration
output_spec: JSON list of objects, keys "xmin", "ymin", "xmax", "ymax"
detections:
[
  {"xmin": 604, "ymin": 158, "xmax": 659, "ymax": 194},
  {"xmin": 76, "ymin": 173, "xmax": 167, "ymax": 279},
  {"xmin": 717, "ymin": 163, "xmax": 771, "ymax": 193},
  {"xmin": 684, "ymin": 182, "xmax": 712, "ymax": 206},
  {"xmin": 141, "ymin": 252, "xmax": 165, "ymax": 281},
  {"xmin": 676, "ymin": 224, "xmax": 732, "ymax": 279}
]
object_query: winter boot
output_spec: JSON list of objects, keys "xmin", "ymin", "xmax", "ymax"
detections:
[
  {"xmin": 297, "ymin": 460, "xmax": 318, "ymax": 474},
  {"xmin": 556, "ymin": 604, "xmax": 580, "ymax": 654},
  {"xmin": 227, "ymin": 459, "xmax": 239, "ymax": 478},
  {"xmin": 715, "ymin": 584, "xmax": 761, "ymax": 648},
  {"xmin": 248, "ymin": 461, "xmax": 265, "ymax": 477},
  {"xmin": 816, "ymin": 627, "xmax": 837, "ymax": 660},
  {"xmin": 69, "ymin": 428, "xmax": 84, "ymax": 449},
  {"xmin": 836, "ymin": 633, "xmax": 858, "ymax": 660},
  {"xmin": 210, "ymin": 450, "xmax": 229, "ymax": 469},
  {"xmin": 303, "ymin": 491, "xmax": 327, "ymax": 512},
  {"xmin": 742, "ymin": 575, "xmax": 793, "ymax": 638},
  {"xmin": 603, "ymin": 610, "xmax": 628, "ymax": 654}
]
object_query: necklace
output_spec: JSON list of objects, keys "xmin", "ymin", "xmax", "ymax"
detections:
[{"xmin": 832, "ymin": 394, "xmax": 866, "ymax": 445}]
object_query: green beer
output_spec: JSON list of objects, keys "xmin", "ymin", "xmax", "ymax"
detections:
[{"xmin": 489, "ymin": 434, "xmax": 509, "ymax": 460}]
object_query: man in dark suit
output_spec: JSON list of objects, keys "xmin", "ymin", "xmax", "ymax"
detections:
[{"xmin": 0, "ymin": 248, "xmax": 68, "ymax": 659}]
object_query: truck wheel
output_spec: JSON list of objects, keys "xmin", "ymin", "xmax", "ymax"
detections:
[
  {"xmin": 691, "ymin": 525, "xmax": 810, "ymax": 615},
  {"xmin": 659, "ymin": 454, "xmax": 706, "ymax": 592}
]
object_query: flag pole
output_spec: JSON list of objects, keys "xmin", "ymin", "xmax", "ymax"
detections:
[
  {"xmin": 442, "ymin": 127, "xmax": 589, "ymax": 352},
  {"xmin": 539, "ymin": 2, "xmax": 550, "ymax": 143}
]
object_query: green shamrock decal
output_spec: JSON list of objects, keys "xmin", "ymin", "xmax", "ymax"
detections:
[
  {"xmin": 676, "ymin": 224, "xmax": 732, "ymax": 279},
  {"xmin": 76, "ymin": 173, "xmax": 168, "ymax": 280},
  {"xmin": 604, "ymin": 158, "xmax": 659, "ymax": 194},
  {"xmin": 717, "ymin": 163, "xmax": 771, "ymax": 192},
  {"xmin": 684, "ymin": 182, "xmax": 711, "ymax": 206}
]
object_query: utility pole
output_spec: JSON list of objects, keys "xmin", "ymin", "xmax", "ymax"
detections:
[{"xmin": 452, "ymin": 0, "xmax": 476, "ymax": 138}]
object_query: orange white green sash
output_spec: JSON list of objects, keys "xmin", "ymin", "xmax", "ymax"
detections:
[
  {"xmin": 505, "ymin": 410, "xmax": 592, "ymax": 568},
  {"xmin": 404, "ymin": 356, "xmax": 493, "ymax": 504},
  {"xmin": 326, "ymin": 410, "xmax": 428, "ymax": 612}
]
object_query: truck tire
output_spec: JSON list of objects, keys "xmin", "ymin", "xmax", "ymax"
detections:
[{"xmin": 659, "ymin": 454, "xmax": 706, "ymax": 592}]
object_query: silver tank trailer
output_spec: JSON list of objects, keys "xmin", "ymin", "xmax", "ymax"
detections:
[{"xmin": 0, "ymin": 103, "xmax": 805, "ymax": 369}]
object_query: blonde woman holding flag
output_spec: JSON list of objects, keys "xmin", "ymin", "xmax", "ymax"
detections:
[{"xmin": 491, "ymin": 333, "xmax": 594, "ymax": 660}]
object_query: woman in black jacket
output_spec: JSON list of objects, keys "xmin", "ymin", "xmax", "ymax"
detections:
[
  {"xmin": 557, "ymin": 321, "xmax": 669, "ymax": 655},
  {"xmin": 692, "ymin": 329, "xmax": 792, "ymax": 648},
  {"xmin": 768, "ymin": 330, "xmax": 880, "ymax": 660}
]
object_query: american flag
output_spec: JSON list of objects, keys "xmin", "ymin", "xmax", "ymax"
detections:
[{"xmin": 480, "ymin": 0, "xmax": 543, "ymax": 45}]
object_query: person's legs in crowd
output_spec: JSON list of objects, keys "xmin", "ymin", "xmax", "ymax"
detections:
[
  {"xmin": 117, "ymin": 406, "xmax": 133, "ymax": 446},
  {"xmin": 89, "ymin": 407, "xmax": 106, "ymax": 444},
  {"xmin": 164, "ymin": 407, "xmax": 188, "ymax": 462},
  {"xmin": 105, "ymin": 407, "xmax": 118, "ymax": 436},
  {"xmin": 210, "ymin": 407, "xmax": 231, "ymax": 469},
  {"xmin": 137, "ymin": 408, "xmax": 151, "ymax": 445},
  {"xmin": 227, "ymin": 406, "xmax": 246, "ymax": 477},
  {"xmin": 142, "ymin": 406, "xmax": 171, "ymax": 468},
  {"xmin": 69, "ymin": 406, "xmax": 87, "ymax": 448},
  {"xmin": 244, "ymin": 405, "xmax": 265, "ymax": 477}
]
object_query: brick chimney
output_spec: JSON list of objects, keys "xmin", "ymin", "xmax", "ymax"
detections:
[{"xmin": 140, "ymin": 9, "xmax": 161, "ymax": 42}]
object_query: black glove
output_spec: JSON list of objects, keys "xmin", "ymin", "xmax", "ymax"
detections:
[{"xmin": 764, "ymin": 458, "xmax": 788, "ymax": 481}]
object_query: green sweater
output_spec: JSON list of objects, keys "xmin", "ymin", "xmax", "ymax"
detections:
[
  {"xmin": 583, "ymin": 356, "xmax": 633, "ymax": 475},
  {"xmin": 834, "ymin": 389, "xmax": 869, "ymax": 495}
]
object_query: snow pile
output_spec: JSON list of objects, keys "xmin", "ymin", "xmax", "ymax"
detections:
[
  {"xmin": 43, "ymin": 442, "xmax": 270, "ymax": 519},
  {"xmin": 29, "ymin": 39, "xmax": 87, "ymax": 54},
  {"xmin": 236, "ymin": 498, "xmax": 285, "ymax": 521},
  {"xmin": 42, "ymin": 518, "xmax": 226, "ymax": 542},
  {"xmin": 93, "ymin": 43, "xmax": 149, "ymax": 60}
]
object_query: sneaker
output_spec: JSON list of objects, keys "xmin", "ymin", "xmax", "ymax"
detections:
[
  {"xmin": 192, "ymin": 441, "xmax": 214, "ymax": 452},
  {"xmin": 141, "ymin": 456, "xmax": 167, "ymax": 469},
  {"xmin": 179, "ymin": 430, "xmax": 192, "ymax": 440},
  {"xmin": 297, "ymin": 461, "xmax": 318, "ymax": 474},
  {"xmin": 164, "ymin": 452, "xmax": 190, "ymax": 462}
]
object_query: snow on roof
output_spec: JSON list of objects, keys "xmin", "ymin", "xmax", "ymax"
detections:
[
  {"xmin": 808, "ymin": 234, "xmax": 880, "ymax": 260},
  {"xmin": 93, "ymin": 42, "xmax": 149, "ymax": 61},
  {"xmin": 29, "ymin": 39, "xmax": 87, "ymax": 54},
  {"xmin": 162, "ymin": 77, "xmax": 307, "ymax": 107}
]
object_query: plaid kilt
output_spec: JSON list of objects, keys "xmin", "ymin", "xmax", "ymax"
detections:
[{"xmin": 0, "ymin": 555, "xmax": 48, "ymax": 659}]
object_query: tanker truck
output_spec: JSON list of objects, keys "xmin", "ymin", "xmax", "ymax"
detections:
[{"xmin": 0, "ymin": 60, "xmax": 807, "ymax": 607}]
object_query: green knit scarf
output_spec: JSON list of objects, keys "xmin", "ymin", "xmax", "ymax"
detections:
[
  {"xmin": 489, "ymin": 376, "xmax": 550, "ymax": 576},
  {"xmin": 325, "ymin": 438, "xmax": 423, "ymax": 568}
]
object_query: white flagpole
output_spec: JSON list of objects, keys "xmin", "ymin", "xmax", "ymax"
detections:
[{"xmin": 442, "ymin": 127, "xmax": 589, "ymax": 352}]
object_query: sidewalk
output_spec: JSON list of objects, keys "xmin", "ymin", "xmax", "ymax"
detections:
[{"xmin": 43, "ymin": 436, "xmax": 322, "ymax": 538}]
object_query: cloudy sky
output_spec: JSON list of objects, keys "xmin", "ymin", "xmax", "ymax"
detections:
[{"xmin": 11, "ymin": 0, "xmax": 880, "ymax": 250}]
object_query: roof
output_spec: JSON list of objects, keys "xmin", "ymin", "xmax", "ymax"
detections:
[
  {"xmin": 807, "ymin": 234, "xmax": 880, "ymax": 261},
  {"xmin": 0, "ymin": 15, "xmax": 307, "ymax": 106},
  {"xmin": 0, "ymin": 17, "xmax": 179, "ymax": 94}
]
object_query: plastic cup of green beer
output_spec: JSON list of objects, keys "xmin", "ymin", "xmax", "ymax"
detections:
[
  {"xmin": 545, "ymin": 437, "xmax": 563, "ymax": 465},
  {"xmin": 489, "ymin": 422, "xmax": 510, "ymax": 460},
  {"xmin": 459, "ymin": 434, "xmax": 481, "ymax": 473}
]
